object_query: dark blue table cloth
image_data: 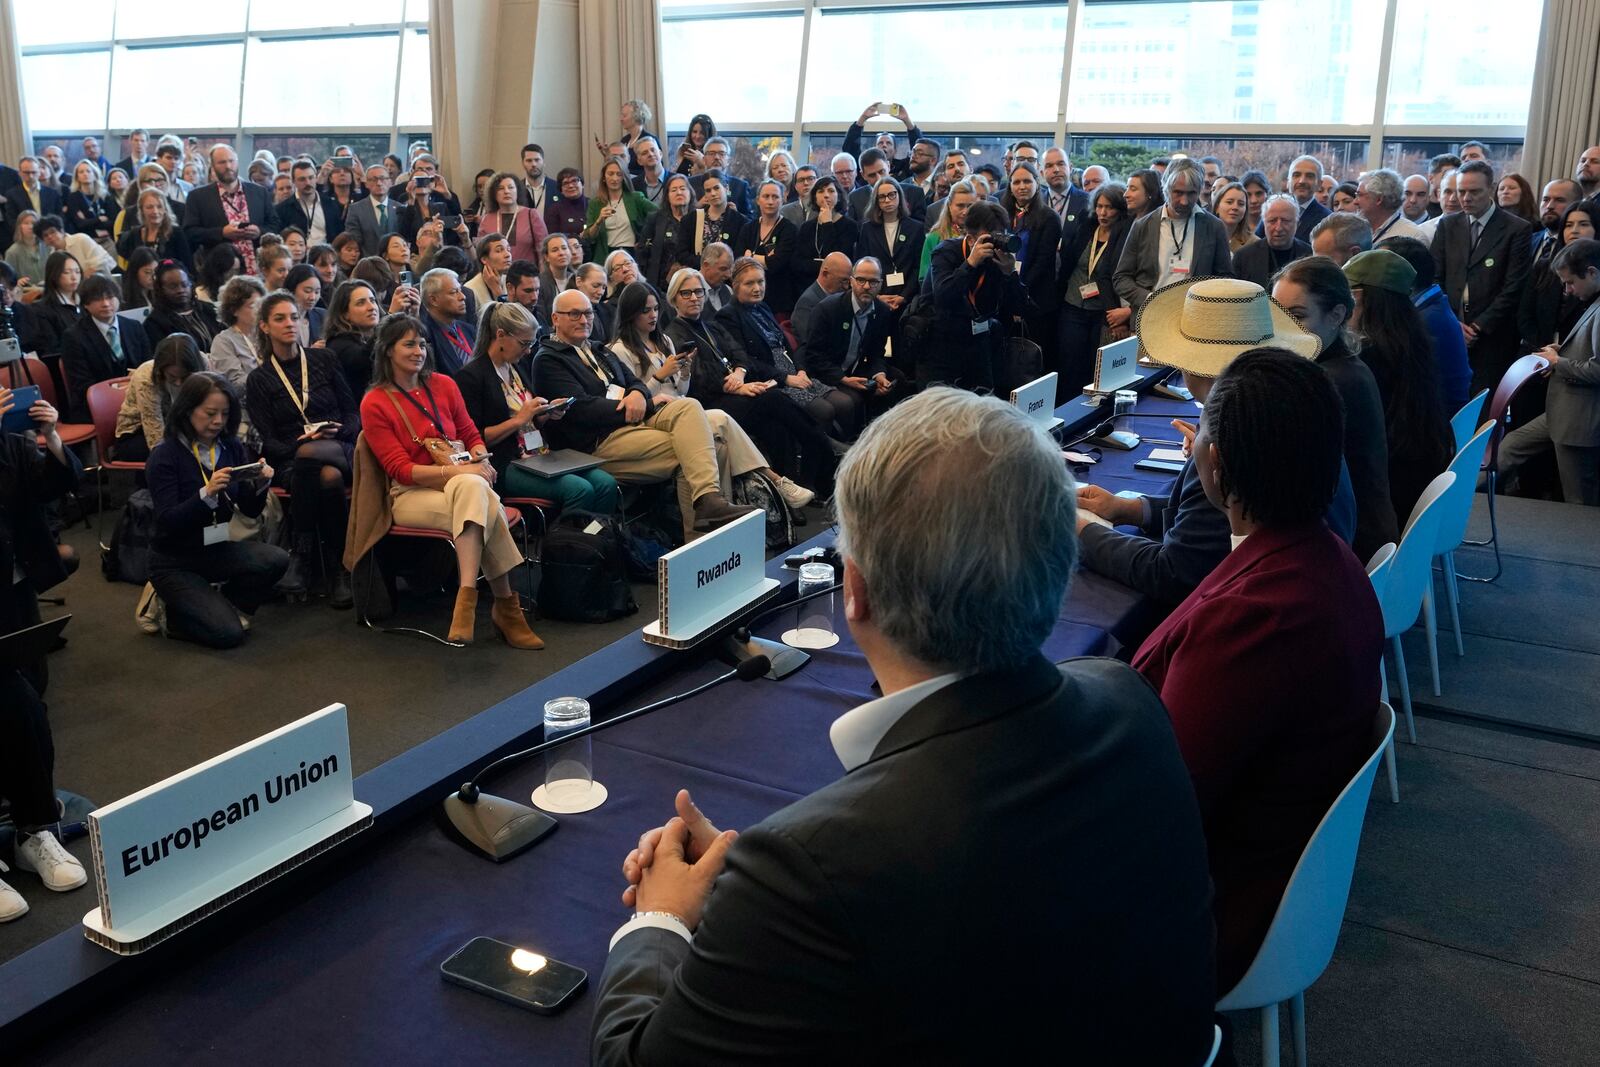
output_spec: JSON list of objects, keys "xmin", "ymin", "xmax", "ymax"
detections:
[{"xmin": 12, "ymin": 388, "xmax": 1187, "ymax": 1064}]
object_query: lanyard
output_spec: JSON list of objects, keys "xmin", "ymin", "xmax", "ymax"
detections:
[
  {"xmin": 271, "ymin": 351, "xmax": 310, "ymax": 423},
  {"xmin": 499, "ymin": 363, "xmax": 529, "ymax": 407},
  {"xmin": 961, "ymin": 236, "xmax": 989, "ymax": 313},
  {"xmin": 397, "ymin": 379, "xmax": 445, "ymax": 433},
  {"xmin": 579, "ymin": 344, "xmax": 614, "ymax": 385},
  {"xmin": 445, "ymin": 323, "xmax": 472, "ymax": 356},
  {"xmin": 688, "ymin": 319, "xmax": 728, "ymax": 368},
  {"xmin": 1086, "ymin": 233, "xmax": 1110, "ymax": 277},
  {"xmin": 1166, "ymin": 210, "xmax": 1192, "ymax": 262},
  {"xmin": 191, "ymin": 440, "xmax": 219, "ymax": 475}
]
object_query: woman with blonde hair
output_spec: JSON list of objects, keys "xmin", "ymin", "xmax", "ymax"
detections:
[
  {"xmin": 1210, "ymin": 180, "xmax": 1256, "ymax": 253},
  {"xmin": 116, "ymin": 187, "xmax": 192, "ymax": 268},
  {"xmin": 114, "ymin": 162, "xmax": 177, "ymax": 248},
  {"xmin": 63, "ymin": 161, "xmax": 118, "ymax": 252},
  {"xmin": 921, "ymin": 179, "xmax": 979, "ymax": 278}
]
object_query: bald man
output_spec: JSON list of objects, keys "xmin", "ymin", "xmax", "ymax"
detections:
[
  {"xmin": 1080, "ymin": 165, "xmax": 1110, "ymax": 194},
  {"xmin": 791, "ymin": 251, "xmax": 854, "ymax": 340},
  {"xmin": 1576, "ymin": 146, "xmax": 1600, "ymax": 200},
  {"xmin": 533, "ymin": 290, "xmax": 759, "ymax": 539}
]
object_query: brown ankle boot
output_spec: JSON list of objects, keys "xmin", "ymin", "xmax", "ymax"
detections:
[
  {"xmin": 492, "ymin": 595, "xmax": 545, "ymax": 650},
  {"xmin": 448, "ymin": 586, "xmax": 479, "ymax": 644}
]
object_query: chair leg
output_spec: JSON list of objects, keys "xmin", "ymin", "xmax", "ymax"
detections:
[
  {"xmin": 1261, "ymin": 1002, "xmax": 1280, "ymax": 1067},
  {"xmin": 1460, "ymin": 472, "xmax": 1503, "ymax": 583},
  {"xmin": 1443, "ymin": 550, "xmax": 1464, "ymax": 657},
  {"xmin": 1384, "ymin": 734, "xmax": 1399, "ymax": 803},
  {"xmin": 1291, "ymin": 991, "xmax": 1307, "ymax": 1067},
  {"xmin": 1393, "ymin": 636, "xmax": 1416, "ymax": 743},
  {"xmin": 1422, "ymin": 585, "xmax": 1440, "ymax": 697}
]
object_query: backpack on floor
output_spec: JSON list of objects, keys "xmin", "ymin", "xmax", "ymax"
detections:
[
  {"xmin": 732, "ymin": 470, "xmax": 794, "ymax": 549},
  {"xmin": 101, "ymin": 489, "xmax": 155, "ymax": 585},
  {"xmin": 537, "ymin": 510, "xmax": 638, "ymax": 623}
]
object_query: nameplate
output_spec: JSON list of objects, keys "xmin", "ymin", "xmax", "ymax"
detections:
[
  {"xmin": 1091, "ymin": 335, "xmax": 1140, "ymax": 393},
  {"xmin": 643, "ymin": 509, "xmax": 779, "ymax": 648},
  {"xmin": 82, "ymin": 704, "xmax": 372, "ymax": 954},
  {"xmin": 1009, "ymin": 372, "xmax": 1064, "ymax": 431}
]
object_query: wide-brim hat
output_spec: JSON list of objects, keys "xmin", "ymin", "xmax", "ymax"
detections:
[{"xmin": 1136, "ymin": 276, "xmax": 1321, "ymax": 378}]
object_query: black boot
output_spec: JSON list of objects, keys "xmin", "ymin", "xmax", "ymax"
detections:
[
  {"xmin": 326, "ymin": 546, "xmax": 353, "ymax": 610},
  {"xmin": 277, "ymin": 534, "xmax": 315, "ymax": 600}
]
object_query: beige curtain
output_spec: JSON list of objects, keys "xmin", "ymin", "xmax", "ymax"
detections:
[
  {"xmin": 1522, "ymin": 0, "xmax": 1600, "ymax": 186},
  {"xmin": 0, "ymin": 0, "xmax": 32, "ymax": 162},
  {"xmin": 578, "ymin": 0, "xmax": 665, "ymax": 187},
  {"xmin": 428, "ymin": 0, "xmax": 465, "ymax": 184}
]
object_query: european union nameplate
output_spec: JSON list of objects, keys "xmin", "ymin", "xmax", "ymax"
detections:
[{"xmin": 643, "ymin": 509, "xmax": 779, "ymax": 648}]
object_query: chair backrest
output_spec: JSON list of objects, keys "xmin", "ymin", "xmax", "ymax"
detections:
[
  {"xmin": 86, "ymin": 376, "xmax": 131, "ymax": 453},
  {"xmin": 20, "ymin": 355, "xmax": 60, "ymax": 409},
  {"xmin": 1451, "ymin": 389, "xmax": 1490, "ymax": 452},
  {"xmin": 122, "ymin": 306, "xmax": 151, "ymax": 324},
  {"xmin": 1431, "ymin": 422, "xmax": 1495, "ymax": 555},
  {"xmin": 1216, "ymin": 703, "xmax": 1396, "ymax": 1011},
  {"xmin": 1483, "ymin": 353, "xmax": 1549, "ymax": 465},
  {"xmin": 1378, "ymin": 470, "xmax": 1454, "ymax": 637},
  {"xmin": 1365, "ymin": 541, "xmax": 1396, "ymax": 579}
]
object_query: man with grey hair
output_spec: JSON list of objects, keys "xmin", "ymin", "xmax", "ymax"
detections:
[
  {"xmin": 1357, "ymin": 168, "xmax": 1426, "ymax": 243},
  {"xmin": 1080, "ymin": 164, "xmax": 1110, "ymax": 194},
  {"xmin": 687, "ymin": 138, "xmax": 753, "ymax": 217},
  {"xmin": 592, "ymin": 386, "xmax": 1217, "ymax": 1065},
  {"xmin": 1401, "ymin": 174, "xmax": 1431, "ymax": 223},
  {"xmin": 1233, "ymin": 193, "xmax": 1310, "ymax": 287},
  {"xmin": 1113, "ymin": 156, "xmax": 1234, "ymax": 310},
  {"xmin": 1310, "ymin": 212, "xmax": 1373, "ymax": 267},
  {"xmin": 417, "ymin": 268, "xmax": 476, "ymax": 376},
  {"xmin": 698, "ymin": 242, "xmax": 735, "ymax": 313},
  {"xmin": 830, "ymin": 151, "xmax": 859, "ymax": 211}
]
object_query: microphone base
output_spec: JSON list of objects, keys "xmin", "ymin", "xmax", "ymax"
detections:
[
  {"xmin": 720, "ymin": 632, "xmax": 809, "ymax": 679},
  {"xmin": 444, "ymin": 792, "xmax": 558, "ymax": 862}
]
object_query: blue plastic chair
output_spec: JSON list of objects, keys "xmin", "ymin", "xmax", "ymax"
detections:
[
  {"xmin": 1424, "ymin": 423, "xmax": 1495, "ymax": 669},
  {"xmin": 1216, "ymin": 703, "xmax": 1396, "ymax": 1067},
  {"xmin": 1371, "ymin": 471, "xmax": 1453, "ymax": 744},
  {"xmin": 1450, "ymin": 389, "xmax": 1489, "ymax": 452},
  {"xmin": 1364, "ymin": 543, "xmax": 1399, "ymax": 803}
]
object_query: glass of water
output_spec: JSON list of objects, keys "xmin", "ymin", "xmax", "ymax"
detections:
[
  {"xmin": 535, "ymin": 697, "xmax": 606, "ymax": 813},
  {"xmin": 783, "ymin": 561, "xmax": 840, "ymax": 650}
]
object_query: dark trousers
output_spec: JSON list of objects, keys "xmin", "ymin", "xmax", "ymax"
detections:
[
  {"xmin": 149, "ymin": 542, "xmax": 290, "ymax": 649},
  {"xmin": 1057, "ymin": 302, "xmax": 1109, "ymax": 400},
  {"xmin": 708, "ymin": 389, "xmax": 839, "ymax": 492},
  {"xmin": 0, "ymin": 670, "xmax": 57, "ymax": 830},
  {"xmin": 918, "ymin": 332, "xmax": 997, "ymax": 393}
]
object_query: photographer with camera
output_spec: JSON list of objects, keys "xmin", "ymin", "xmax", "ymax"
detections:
[
  {"xmin": 925, "ymin": 200, "xmax": 1035, "ymax": 391},
  {"xmin": 145, "ymin": 372, "xmax": 288, "ymax": 647}
]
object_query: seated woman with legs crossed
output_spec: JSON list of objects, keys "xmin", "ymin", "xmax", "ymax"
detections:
[{"xmin": 358, "ymin": 314, "xmax": 543, "ymax": 648}]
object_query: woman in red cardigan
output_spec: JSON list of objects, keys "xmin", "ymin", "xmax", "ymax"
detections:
[
  {"xmin": 359, "ymin": 313, "xmax": 542, "ymax": 649},
  {"xmin": 1132, "ymin": 347, "xmax": 1383, "ymax": 993}
]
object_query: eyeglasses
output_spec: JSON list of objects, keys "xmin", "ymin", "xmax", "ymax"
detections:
[
  {"xmin": 876, "ymin": 192, "xmax": 899, "ymax": 202},
  {"xmin": 851, "ymin": 277, "xmax": 882, "ymax": 287},
  {"xmin": 556, "ymin": 309, "xmax": 595, "ymax": 319},
  {"xmin": 677, "ymin": 287, "xmax": 706, "ymax": 298}
]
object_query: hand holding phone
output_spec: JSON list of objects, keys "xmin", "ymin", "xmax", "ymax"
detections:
[{"xmin": 228, "ymin": 460, "xmax": 266, "ymax": 480}]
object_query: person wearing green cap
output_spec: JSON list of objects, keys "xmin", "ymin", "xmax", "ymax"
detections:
[{"xmin": 1345, "ymin": 248, "xmax": 1455, "ymax": 524}]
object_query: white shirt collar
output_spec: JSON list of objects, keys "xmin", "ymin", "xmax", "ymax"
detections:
[
  {"xmin": 1471, "ymin": 202, "xmax": 1496, "ymax": 229},
  {"xmin": 94, "ymin": 315, "xmax": 117, "ymax": 342},
  {"xmin": 829, "ymin": 672, "xmax": 963, "ymax": 771},
  {"xmin": 1230, "ymin": 532, "xmax": 1249, "ymax": 552}
]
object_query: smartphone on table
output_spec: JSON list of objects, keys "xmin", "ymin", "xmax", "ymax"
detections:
[{"xmin": 440, "ymin": 936, "xmax": 587, "ymax": 1014}]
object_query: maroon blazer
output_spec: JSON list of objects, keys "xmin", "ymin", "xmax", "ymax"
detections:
[{"xmin": 1133, "ymin": 520, "xmax": 1383, "ymax": 991}]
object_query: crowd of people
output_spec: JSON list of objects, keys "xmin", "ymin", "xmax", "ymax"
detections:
[{"xmin": 3, "ymin": 102, "xmax": 1599, "ymax": 1061}]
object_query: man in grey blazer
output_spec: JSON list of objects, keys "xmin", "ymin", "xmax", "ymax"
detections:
[
  {"xmin": 779, "ymin": 165, "xmax": 817, "ymax": 229},
  {"xmin": 591, "ymin": 389, "xmax": 1218, "ymax": 1066},
  {"xmin": 1113, "ymin": 158, "xmax": 1233, "ymax": 311},
  {"xmin": 1499, "ymin": 239, "xmax": 1600, "ymax": 504},
  {"xmin": 1431, "ymin": 159, "xmax": 1533, "ymax": 395},
  {"xmin": 343, "ymin": 164, "xmax": 401, "ymax": 257}
]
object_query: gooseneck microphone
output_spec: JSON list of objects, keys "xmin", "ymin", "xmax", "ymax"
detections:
[{"xmin": 444, "ymin": 655, "xmax": 771, "ymax": 861}]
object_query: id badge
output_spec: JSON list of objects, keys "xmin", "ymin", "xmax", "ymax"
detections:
[
  {"xmin": 521, "ymin": 429, "xmax": 543, "ymax": 453},
  {"xmin": 971, "ymin": 319, "xmax": 990, "ymax": 335},
  {"xmin": 202, "ymin": 522, "xmax": 229, "ymax": 546},
  {"xmin": 605, "ymin": 384, "xmax": 624, "ymax": 401},
  {"xmin": 1079, "ymin": 281, "xmax": 1101, "ymax": 300},
  {"xmin": 1169, "ymin": 264, "xmax": 1191, "ymax": 277},
  {"xmin": 303, "ymin": 422, "xmax": 320, "ymax": 437},
  {"xmin": 885, "ymin": 271, "xmax": 905, "ymax": 288}
]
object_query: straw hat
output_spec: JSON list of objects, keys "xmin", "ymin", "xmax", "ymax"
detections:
[{"xmin": 1135, "ymin": 276, "xmax": 1320, "ymax": 378}]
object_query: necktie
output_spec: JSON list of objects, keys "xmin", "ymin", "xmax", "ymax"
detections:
[
  {"xmin": 1537, "ymin": 233, "xmax": 1555, "ymax": 266},
  {"xmin": 846, "ymin": 305, "xmax": 869, "ymax": 369},
  {"xmin": 1470, "ymin": 218, "xmax": 1482, "ymax": 254},
  {"xmin": 377, "ymin": 202, "xmax": 388, "ymax": 230},
  {"xmin": 108, "ymin": 323, "xmax": 123, "ymax": 363}
]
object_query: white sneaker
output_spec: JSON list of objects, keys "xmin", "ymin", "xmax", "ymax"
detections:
[
  {"xmin": 136, "ymin": 583, "xmax": 164, "ymax": 635},
  {"xmin": 0, "ymin": 864, "xmax": 27, "ymax": 922},
  {"xmin": 16, "ymin": 830, "xmax": 87, "ymax": 892},
  {"xmin": 776, "ymin": 477, "xmax": 815, "ymax": 510},
  {"xmin": 237, "ymin": 611, "xmax": 252, "ymax": 632}
]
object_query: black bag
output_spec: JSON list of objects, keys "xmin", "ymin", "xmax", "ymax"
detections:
[
  {"xmin": 1000, "ymin": 331, "xmax": 1044, "ymax": 398},
  {"xmin": 101, "ymin": 489, "xmax": 155, "ymax": 585},
  {"xmin": 732, "ymin": 469, "xmax": 794, "ymax": 549},
  {"xmin": 537, "ymin": 510, "xmax": 638, "ymax": 623}
]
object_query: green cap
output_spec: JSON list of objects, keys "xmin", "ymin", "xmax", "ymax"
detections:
[{"xmin": 1343, "ymin": 248, "xmax": 1415, "ymax": 295}]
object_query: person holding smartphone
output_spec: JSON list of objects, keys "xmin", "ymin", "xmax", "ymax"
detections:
[
  {"xmin": 457, "ymin": 302, "xmax": 619, "ymax": 514},
  {"xmin": 145, "ymin": 372, "xmax": 287, "ymax": 647}
]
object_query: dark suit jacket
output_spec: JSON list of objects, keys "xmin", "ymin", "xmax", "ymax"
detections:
[
  {"xmin": 4, "ymin": 185, "xmax": 62, "ymax": 224},
  {"xmin": 454, "ymin": 351, "xmax": 536, "ymax": 477},
  {"xmin": 342, "ymin": 195, "xmax": 401, "ymax": 257},
  {"xmin": 59, "ymin": 313, "xmax": 152, "ymax": 423},
  {"xmin": 182, "ymin": 182, "xmax": 275, "ymax": 256},
  {"xmin": 591, "ymin": 655, "xmax": 1218, "ymax": 1066},
  {"xmin": 1052, "ymin": 184, "xmax": 1093, "ymax": 249},
  {"xmin": 848, "ymin": 180, "xmax": 927, "ymax": 224},
  {"xmin": 274, "ymin": 194, "xmax": 345, "ymax": 241},
  {"xmin": 1113, "ymin": 208, "xmax": 1234, "ymax": 310},
  {"xmin": 1430, "ymin": 206, "xmax": 1532, "ymax": 347},
  {"xmin": 1317, "ymin": 337, "xmax": 1398, "ymax": 561},
  {"xmin": 530, "ymin": 336, "xmax": 655, "ymax": 453},
  {"xmin": 1057, "ymin": 217, "xmax": 1131, "ymax": 307},
  {"xmin": 688, "ymin": 173, "xmax": 753, "ymax": 219},
  {"xmin": 854, "ymin": 216, "xmax": 926, "ymax": 297},
  {"xmin": 789, "ymin": 281, "xmax": 831, "ymax": 342},
  {"xmin": 734, "ymin": 216, "xmax": 800, "ymax": 313},
  {"xmin": 420, "ymin": 311, "xmax": 477, "ymax": 378},
  {"xmin": 1133, "ymin": 520, "xmax": 1383, "ymax": 989},
  {"xmin": 1078, "ymin": 455, "xmax": 1233, "ymax": 608},
  {"xmin": 841, "ymin": 121, "xmax": 925, "ymax": 182},
  {"xmin": 514, "ymin": 176, "xmax": 561, "ymax": 212},
  {"xmin": 1231, "ymin": 237, "xmax": 1312, "ymax": 290},
  {"xmin": 797, "ymin": 290, "xmax": 892, "ymax": 382}
]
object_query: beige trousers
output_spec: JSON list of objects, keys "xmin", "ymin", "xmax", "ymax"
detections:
[
  {"xmin": 595, "ymin": 397, "xmax": 729, "ymax": 538},
  {"xmin": 390, "ymin": 474, "xmax": 524, "ymax": 581}
]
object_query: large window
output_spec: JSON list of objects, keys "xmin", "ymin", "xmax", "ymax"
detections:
[
  {"xmin": 17, "ymin": 1, "xmax": 430, "ymax": 167},
  {"xmin": 660, "ymin": 0, "xmax": 1543, "ymax": 188}
]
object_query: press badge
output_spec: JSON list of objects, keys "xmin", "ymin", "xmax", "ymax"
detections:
[
  {"xmin": 521, "ymin": 429, "xmax": 543, "ymax": 452},
  {"xmin": 202, "ymin": 522, "xmax": 229, "ymax": 546},
  {"xmin": 605, "ymin": 384, "xmax": 625, "ymax": 401},
  {"xmin": 971, "ymin": 319, "xmax": 990, "ymax": 335},
  {"xmin": 1079, "ymin": 282, "xmax": 1101, "ymax": 299},
  {"xmin": 885, "ymin": 271, "xmax": 905, "ymax": 288}
]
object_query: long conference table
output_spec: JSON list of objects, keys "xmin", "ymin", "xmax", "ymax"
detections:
[{"xmin": 1, "ymin": 366, "xmax": 1196, "ymax": 1062}]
